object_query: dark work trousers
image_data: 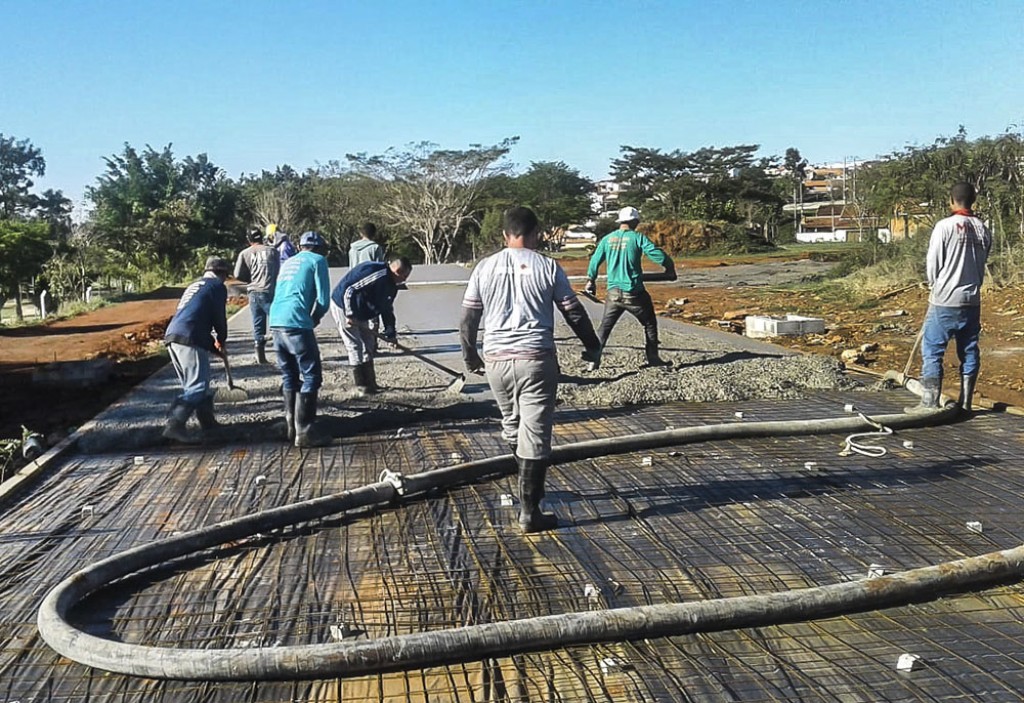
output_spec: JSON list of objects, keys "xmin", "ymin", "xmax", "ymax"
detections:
[{"xmin": 598, "ymin": 288, "xmax": 660, "ymax": 356}]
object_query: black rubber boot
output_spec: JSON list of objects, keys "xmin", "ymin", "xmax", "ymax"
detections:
[
  {"xmin": 958, "ymin": 373, "xmax": 978, "ymax": 415},
  {"xmin": 282, "ymin": 389, "xmax": 296, "ymax": 443},
  {"xmin": 162, "ymin": 400, "xmax": 198, "ymax": 444},
  {"xmin": 644, "ymin": 342, "xmax": 672, "ymax": 367},
  {"xmin": 195, "ymin": 394, "xmax": 220, "ymax": 431},
  {"xmin": 295, "ymin": 391, "xmax": 331, "ymax": 447},
  {"xmin": 352, "ymin": 364, "xmax": 371, "ymax": 396},
  {"xmin": 365, "ymin": 358, "xmax": 380, "ymax": 393},
  {"xmin": 517, "ymin": 456, "xmax": 559, "ymax": 533},
  {"xmin": 254, "ymin": 341, "xmax": 268, "ymax": 365},
  {"xmin": 905, "ymin": 376, "xmax": 941, "ymax": 414}
]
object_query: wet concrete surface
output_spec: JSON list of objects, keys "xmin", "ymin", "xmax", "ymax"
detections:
[{"xmin": 2, "ymin": 264, "xmax": 1024, "ymax": 701}]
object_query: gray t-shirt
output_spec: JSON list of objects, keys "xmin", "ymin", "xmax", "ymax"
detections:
[
  {"xmin": 462, "ymin": 248, "xmax": 581, "ymax": 360},
  {"xmin": 927, "ymin": 213, "xmax": 992, "ymax": 307},
  {"xmin": 233, "ymin": 244, "xmax": 280, "ymax": 294}
]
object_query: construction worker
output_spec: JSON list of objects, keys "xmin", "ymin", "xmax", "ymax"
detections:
[
  {"xmin": 460, "ymin": 206, "xmax": 602, "ymax": 533},
  {"xmin": 585, "ymin": 205, "xmax": 676, "ymax": 367},
  {"xmin": 268, "ymin": 223, "xmax": 297, "ymax": 264},
  {"xmin": 330, "ymin": 257, "xmax": 412, "ymax": 395},
  {"xmin": 268, "ymin": 231, "xmax": 331, "ymax": 447},
  {"xmin": 907, "ymin": 182, "xmax": 992, "ymax": 415},
  {"xmin": 348, "ymin": 222, "xmax": 385, "ymax": 266},
  {"xmin": 233, "ymin": 227, "xmax": 280, "ymax": 364},
  {"xmin": 162, "ymin": 256, "xmax": 231, "ymax": 443}
]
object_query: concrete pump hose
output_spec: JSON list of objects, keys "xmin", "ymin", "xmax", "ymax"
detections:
[{"xmin": 40, "ymin": 403, "xmax": 991, "ymax": 681}]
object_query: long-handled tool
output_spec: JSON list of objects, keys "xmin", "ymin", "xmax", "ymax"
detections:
[
  {"xmin": 214, "ymin": 351, "xmax": 249, "ymax": 403},
  {"xmin": 379, "ymin": 335, "xmax": 466, "ymax": 394},
  {"xmin": 883, "ymin": 327, "xmax": 924, "ymax": 395}
]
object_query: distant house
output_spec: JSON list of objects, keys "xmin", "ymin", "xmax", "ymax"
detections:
[
  {"xmin": 591, "ymin": 179, "xmax": 625, "ymax": 218},
  {"xmin": 561, "ymin": 226, "xmax": 597, "ymax": 251},
  {"xmin": 796, "ymin": 203, "xmax": 886, "ymax": 243}
]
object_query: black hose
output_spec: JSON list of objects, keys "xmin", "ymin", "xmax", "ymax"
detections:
[{"xmin": 41, "ymin": 404, "xmax": 992, "ymax": 681}]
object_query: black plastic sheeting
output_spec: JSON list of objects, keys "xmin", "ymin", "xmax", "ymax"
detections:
[{"xmin": 3, "ymin": 391, "xmax": 1024, "ymax": 701}]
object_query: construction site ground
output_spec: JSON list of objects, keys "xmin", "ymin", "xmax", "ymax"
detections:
[{"xmin": 1, "ymin": 260, "xmax": 1023, "ymax": 701}]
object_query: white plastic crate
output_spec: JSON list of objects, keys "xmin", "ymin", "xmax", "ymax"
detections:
[{"xmin": 744, "ymin": 314, "xmax": 825, "ymax": 338}]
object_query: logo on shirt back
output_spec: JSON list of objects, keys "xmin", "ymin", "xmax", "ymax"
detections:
[{"xmin": 955, "ymin": 219, "xmax": 983, "ymax": 245}]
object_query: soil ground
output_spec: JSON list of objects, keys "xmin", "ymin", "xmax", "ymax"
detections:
[{"xmin": 1, "ymin": 256, "xmax": 1020, "ymax": 466}]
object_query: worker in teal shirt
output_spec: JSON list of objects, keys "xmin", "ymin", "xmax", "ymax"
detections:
[
  {"xmin": 269, "ymin": 231, "xmax": 332, "ymax": 447},
  {"xmin": 585, "ymin": 206, "xmax": 676, "ymax": 367}
]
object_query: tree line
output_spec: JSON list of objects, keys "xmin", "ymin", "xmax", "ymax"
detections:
[{"xmin": 2, "ymin": 125, "xmax": 1022, "ymax": 320}]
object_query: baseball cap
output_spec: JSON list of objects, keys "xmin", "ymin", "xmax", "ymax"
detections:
[
  {"xmin": 616, "ymin": 206, "xmax": 641, "ymax": 223},
  {"xmin": 300, "ymin": 231, "xmax": 325, "ymax": 247},
  {"xmin": 204, "ymin": 256, "xmax": 232, "ymax": 274}
]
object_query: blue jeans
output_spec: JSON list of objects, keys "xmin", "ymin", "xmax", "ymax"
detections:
[
  {"xmin": 920, "ymin": 304, "xmax": 981, "ymax": 380},
  {"xmin": 272, "ymin": 328, "xmax": 322, "ymax": 394},
  {"xmin": 249, "ymin": 291, "xmax": 273, "ymax": 344},
  {"xmin": 168, "ymin": 342, "xmax": 211, "ymax": 407}
]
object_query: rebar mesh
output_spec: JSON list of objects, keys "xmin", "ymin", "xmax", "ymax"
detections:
[{"xmin": 4, "ymin": 391, "xmax": 1024, "ymax": 701}]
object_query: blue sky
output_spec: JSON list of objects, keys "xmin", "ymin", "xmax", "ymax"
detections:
[{"xmin": 3, "ymin": 0, "xmax": 1022, "ymax": 211}]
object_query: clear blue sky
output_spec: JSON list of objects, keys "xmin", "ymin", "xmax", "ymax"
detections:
[{"xmin": 4, "ymin": 0, "xmax": 1022, "ymax": 212}]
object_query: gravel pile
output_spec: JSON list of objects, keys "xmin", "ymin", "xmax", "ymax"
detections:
[{"xmin": 76, "ymin": 318, "xmax": 864, "ymax": 453}]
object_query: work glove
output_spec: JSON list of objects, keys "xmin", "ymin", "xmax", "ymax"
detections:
[
  {"xmin": 583, "ymin": 279, "xmax": 597, "ymax": 296},
  {"xmin": 581, "ymin": 346, "xmax": 601, "ymax": 371},
  {"xmin": 465, "ymin": 351, "xmax": 485, "ymax": 376}
]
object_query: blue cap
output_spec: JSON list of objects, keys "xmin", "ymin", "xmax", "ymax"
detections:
[{"xmin": 300, "ymin": 231, "xmax": 325, "ymax": 247}]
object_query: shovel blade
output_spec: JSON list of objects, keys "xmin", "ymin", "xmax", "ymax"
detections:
[
  {"xmin": 214, "ymin": 386, "xmax": 249, "ymax": 403},
  {"xmin": 446, "ymin": 374, "xmax": 467, "ymax": 394}
]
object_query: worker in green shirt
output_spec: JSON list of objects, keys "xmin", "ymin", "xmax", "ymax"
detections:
[{"xmin": 585, "ymin": 206, "xmax": 676, "ymax": 367}]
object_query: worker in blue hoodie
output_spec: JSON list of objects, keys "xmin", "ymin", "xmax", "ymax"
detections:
[
  {"xmin": 268, "ymin": 231, "xmax": 331, "ymax": 447},
  {"xmin": 162, "ymin": 256, "xmax": 231, "ymax": 443},
  {"xmin": 330, "ymin": 257, "xmax": 412, "ymax": 395}
]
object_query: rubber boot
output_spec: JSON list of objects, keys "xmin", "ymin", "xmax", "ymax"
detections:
[
  {"xmin": 958, "ymin": 373, "xmax": 978, "ymax": 415},
  {"xmin": 365, "ymin": 358, "xmax": 380, "ymax": 394},
  {"xmin": 195, "ymin": 394, "xmax": 220, "ymax": 431},
  {"xmin": 162, "ymin": 400, "xmax": 198, "ymax": 444},
  {"xmin": 352, "ymin": 364, "xmax": 371, "ymax": 396},
  {"xmin": 254, "ymin": 341, "xmax": 268, "ymax": 365},
  {"xmin": 282, "ymin": 389, "xmax": 296, "ymax": 443},
  {"xmin": 517, "ymin": 456, "xmax": 559, "ymax": 533},
  {"xmin": 904, "ymin": 376, "xmax": 941, "ymax": 414},
  {"xmin": 295, "ymin": 391, "xmax": 331, "ymax": 447},
  {"xmin": 644, "ymin": 342, "xmax": 672, "ymax": 368}
]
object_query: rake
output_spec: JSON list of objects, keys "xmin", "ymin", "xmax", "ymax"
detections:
[
  {"xmin": 379, "ymin": 335, "xmax": 467, "ymax": 394},
  {"xmin": 214, "ymin": 352, "xmax": 249, "ymax": 403}
]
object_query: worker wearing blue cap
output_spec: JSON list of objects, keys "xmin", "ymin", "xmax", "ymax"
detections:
[{"xmin": 268, "ymin": 231, "xmax": 331, "ymax": 447}]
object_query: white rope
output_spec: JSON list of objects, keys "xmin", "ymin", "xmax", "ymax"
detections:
[{"xmin": 840, "ymin": 413, "xmax": 893, "ymax": 458}]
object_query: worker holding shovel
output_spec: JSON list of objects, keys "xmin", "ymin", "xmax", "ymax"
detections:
[
  {"xmin": 460, "ymin": 207, "xmax": 602, "ymax": 533},
  {"xmin": 906, "ymin": 182, "xmax": 992, "ymax": 414},
  {"xmin": 330, "ymin": 257, "xmax": 413, "ymax": 395},
  {"xmin": 162, "ymin": 257, "xmax": 231, "ymax": 443}
]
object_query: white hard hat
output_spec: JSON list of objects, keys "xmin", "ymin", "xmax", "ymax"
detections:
[{"xmin": 616, "ymin": 206, "xmax": 641, "ymax": 223}]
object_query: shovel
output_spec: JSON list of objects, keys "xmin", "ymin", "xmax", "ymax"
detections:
[
  {"xmin": 379, "ymin": 335, "xmax": 466, "ymax": 394},
  {"xmin": 214, "ymin": 351, "xmax": 249, "ymax": 403}
]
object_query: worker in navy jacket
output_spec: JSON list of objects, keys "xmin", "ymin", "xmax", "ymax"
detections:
[
  {"xmin": 329, "ymin": 257, "xmax": 412, "ymax": 395},
  {"xmin": 162, "ymin": 256, "xmax": 230, "ymax": 443}
]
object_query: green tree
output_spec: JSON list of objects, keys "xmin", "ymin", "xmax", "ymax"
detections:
[
  {"xmin": 610, "ymin": 144, "xmax": 782, "ymax": 232},
  {"xmin": 88, "ymin": 144, "xmax": 244, "ymax": 286},
  {"xmin": 512, "ymin": 161, "xmax": 593, "ymax": 230},
  {"xmin": 0, "ymin": 134, "xmax": 46, "ymax": 219},
  {"xmin": 346, "ymin": 138, "xmax": 518, "ymax": 264},
  {"xmin": 0, "ymin": 220, "xmax": 50, "ymax": 321}
]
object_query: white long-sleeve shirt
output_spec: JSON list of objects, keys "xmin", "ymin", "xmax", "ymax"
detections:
[{"xmin": 927, "ymin": 213, "xmax": 992, "ymax": 307}]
